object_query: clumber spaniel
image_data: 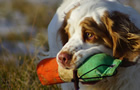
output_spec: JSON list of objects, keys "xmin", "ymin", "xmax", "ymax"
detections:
[{"xmin": 40, "ymin": 0, "xmax": 140, "ymax": 90}]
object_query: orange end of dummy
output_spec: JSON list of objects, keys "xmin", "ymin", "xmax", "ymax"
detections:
[{"xmin": 37, "ymin": 58, "xmax": 64, "ymax": 85}]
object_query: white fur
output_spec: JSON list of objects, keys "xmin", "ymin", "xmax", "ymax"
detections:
[{"xmin": 40, "ymin": 0, "xmax": 140, "ymax": 90}]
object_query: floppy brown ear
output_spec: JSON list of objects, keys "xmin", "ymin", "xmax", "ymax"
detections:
[
  {"xmin": 58, "ymin": 18, "xmax": 69, "ymax": 46},
  {"xmin": 58, "ymin": 11, "xmax": 71, "ymax": 46},
  {"xmin": 58, "ymin": 6, "xmax": 79, "ymax": 46},
  {"xmin": 101, "ymin": 11, "xmax": 140, "ymax": 58}
]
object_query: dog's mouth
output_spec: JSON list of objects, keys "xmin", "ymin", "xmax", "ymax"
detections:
[
  {"xmin": 57, "ymin": 51, "xmax": 79, "ymax": 69},
  {"xmin": 57, "ymin": 57, "xmax": 75, "ymax": 69},
  {"xmin": 57, "ymin": 51, "xmax": 103, "ymax": 69}
]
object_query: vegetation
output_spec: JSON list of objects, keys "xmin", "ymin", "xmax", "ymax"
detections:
[
  {"xmin": 0, "ymin": 0, "xmax": 61, "ymax": 89},
  {"xmin": 0, "ymin": 53, "xmax": 60, "ymax": 89},
  {"xmin": 12, "ymin": 0, "xmax": 58, "ymax": 30}
]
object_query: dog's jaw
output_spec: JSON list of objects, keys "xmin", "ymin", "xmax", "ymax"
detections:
[{"xmin": 57, "ymin": 41, "xmax": 112, "ymax": 69}]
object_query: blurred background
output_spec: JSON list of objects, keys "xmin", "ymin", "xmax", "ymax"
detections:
[{"xmin": 0, "ymin": 0, "xmax": 139, "ymax": 89}]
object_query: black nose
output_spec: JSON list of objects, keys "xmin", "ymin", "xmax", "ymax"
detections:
[{"xmin": 58, "ymin": 52, "xmax": 72, "ymax": 64}]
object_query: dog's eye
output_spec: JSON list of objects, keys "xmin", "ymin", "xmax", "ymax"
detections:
[{"xmin": 85, "ymin": 32, "xmax": 94, "ymax": 40}]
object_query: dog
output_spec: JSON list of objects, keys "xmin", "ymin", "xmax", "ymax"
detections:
[{"xmin": 39, "ymin": 0, "xmax": 140, "ymax": 90}]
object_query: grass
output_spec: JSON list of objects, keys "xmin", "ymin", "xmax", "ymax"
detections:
[
  {"xmin": 0, "ymin": 0, "xmax": 61, "ymax": 89},
  {"xmin": 0, "ymin": 51, "xmax": 61, "ymax": 89},
  {"xmin": 11, "ymin": 0, "xmax": 59, "ymax": 30}
]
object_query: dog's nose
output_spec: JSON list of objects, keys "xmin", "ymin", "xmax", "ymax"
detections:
[{"xmin": 58, "ymin": 52, "xmax": 72, "ymax": 64}]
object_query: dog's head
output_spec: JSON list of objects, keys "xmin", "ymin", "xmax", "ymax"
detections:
[{"xmin": 57, "ymin": 0, "xmax": 140, "ymax": 69}]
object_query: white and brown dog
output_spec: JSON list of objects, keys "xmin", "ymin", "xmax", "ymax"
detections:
[{"xmin": 40, "ymin": 0, "xmax": 140, "ymax": 90}]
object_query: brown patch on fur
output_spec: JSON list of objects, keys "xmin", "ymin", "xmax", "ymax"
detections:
[
  {"xmin": 65, "ymin": 24, "xmax": 71, "ymax": 38},
  {"xmin": 59, "ymin": 8, "xmax": 140, "ymax": 64},
  {"xmin": 59, "ymin": 6, "xmax": 79, "ymax": 45},
  {"xmin": 80, "ymin": 17, "xmax": 113, "ymax": 48},
  {"xmin": 101, "ymin": 11, "xmax": 140, "ymax": 62},
  {"xmin": 80, "ymin": 11, "xmax": 140, "ymax": 63}
]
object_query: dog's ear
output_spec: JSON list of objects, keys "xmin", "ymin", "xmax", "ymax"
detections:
[
  {"xmin": 58, "ymin": 11, "xmax": 71, "ymax": 45},
  {"xmin": 58, "ymin": 6, "xmax": 79, "ymax": 46},
  {"xmin": 58, "ymin": 18, "xmax": 69, "ymax": 46},
  {"xmin": 58, "ymin": 8, "xmax": 72, "ymax": 46},
  {"xmin": 101, "ymin": 11, "xmax": 140, "ymax": 58}
]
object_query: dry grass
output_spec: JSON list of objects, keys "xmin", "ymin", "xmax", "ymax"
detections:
[
  {"xmin": 0, "ymin": 52, "xmax": 61, "ymax": 89},
  {"xmin": 0, "ymin": 0, "xmax": 61, "ymax": 89},
  {"xmin": 12, "ymin": 0, "xmax": 59, "ymax": 30},
  {"xmin": 0, "ymin": 47, "xmax": 62, "ymax": 89}
]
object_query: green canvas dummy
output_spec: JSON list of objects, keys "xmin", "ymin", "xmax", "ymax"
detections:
[{"xmin": 77, "ymin": 53, "xmax": 122, "ymax": 82}]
